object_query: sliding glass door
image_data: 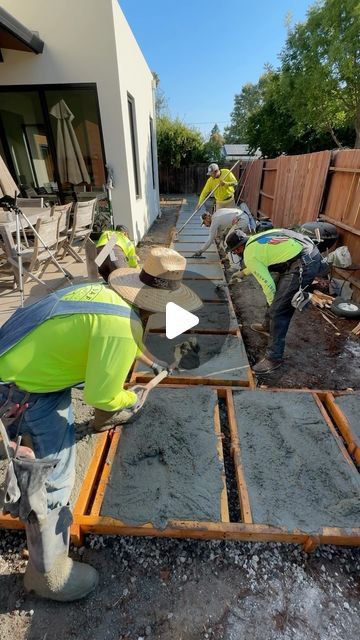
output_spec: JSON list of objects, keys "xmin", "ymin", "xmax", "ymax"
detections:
[{"xmin": 0, "ymin": 84, "xmax": 106, "ymax": 200}]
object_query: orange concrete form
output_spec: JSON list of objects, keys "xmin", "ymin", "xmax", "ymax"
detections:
[{"xmin": 71, "ymin": 389, "xmax": 360, "ymax": 550}]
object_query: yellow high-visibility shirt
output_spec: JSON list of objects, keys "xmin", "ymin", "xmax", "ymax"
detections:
[
  {"xmin": 96, "ymin": 231, "xmax": 138, "ymax": 268},
  {"xmin": 0, "ymin": 284, "xmax": 143, "ymax": 411},
  {"xmin": 243, "ymin": 230, "xmax": 303, "ymax": 305},
  {"xmin": 198, "ymin": 169, "xmax": 237, "ymax": 207}
]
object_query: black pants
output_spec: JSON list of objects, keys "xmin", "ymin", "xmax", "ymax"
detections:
[
  {"xmin": 97, "ymin": 245, "xmax": 126, "ymax": 282},
  {"xmin": 264, "ymin": 252, "xmax": 322, "ymax": 360}
]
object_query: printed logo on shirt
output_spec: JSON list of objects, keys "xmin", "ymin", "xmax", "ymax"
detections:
[
  {"xmin": 62, "ymin": 284, "xmax": 106, "ymax": 302},
  {"xmin": 256, "ymin": 235, "xmax": 290, "ymax": 245}
]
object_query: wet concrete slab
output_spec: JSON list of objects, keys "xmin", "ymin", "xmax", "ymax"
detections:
[
  {"xmin": 184, "ymin": 278, "xmax": 229, "ymax": 301},
  {"xmin": 135, "ymin": 333, "xmax": 249, "ymax": 382},
  {"xmin": 232, "ymin": 390, "xmax": 360, "ymax": 532},
  {"xmin": 174, "ymin": 242, "xmax": 217, "ymax": 252},
  {"xmin": 176, "ymin": 235, "xmax": 210, "ymax": 243},
  {"xmin": 334, "ymin": 394, "xmax": 360, "ymax": 444},
  {"xmin": 181, "ymin": 252, "xmax": 219, "ymax": 262},
  {"xmin": 184, "ymin": 264, "xmax": 225, "ymax": 281},
  {"xmin": 100, "ymin": 387, "xmax": 224, "ymax": 528},
  {"xmin": 147, "ymin": 301, "xmax": 238, "ymax": 332}
]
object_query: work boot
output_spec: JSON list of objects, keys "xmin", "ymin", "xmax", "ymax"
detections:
[
  {"xmin": 24, "ymin": 506, "xmax": 98, "ymax": 602},
  {"xmin": 252, "ymin": 357, "xmax": 282, "ymax": 375},
  {"xmin": 250, "ymin": 323, "xmax": 270, "ymax": 337}
]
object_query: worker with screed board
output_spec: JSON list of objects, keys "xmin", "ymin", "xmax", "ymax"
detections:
[
  {"xmin": 95, "ymin": 224, "xmax": 139, "ymax": 281},
  {"xmin": 0, "ymin": 248, "xmax": 201, "ymax": 602},
  {"xmin": 225, "ymin": 227, "xmax": 326, "ymax": 374},
  {"xmin": 197, "ymin": 163, "xmax": 238, "ymax": 211},
  {"xmin": 192, "ymin": 206, "xmax": 256, "ymax": 257}
]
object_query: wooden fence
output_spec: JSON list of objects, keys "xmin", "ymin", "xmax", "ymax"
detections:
[
  {"xmin": 238, "ymin": 149, "xmax": 360, "ymax": 299},
  {"xmin": 159, "ymin": 150, "xmax": 360, "ymax": 298}
]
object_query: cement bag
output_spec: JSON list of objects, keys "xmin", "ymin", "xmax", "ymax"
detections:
[{"xmin": 327, "ymin": 246, "xmax": 352, "ymax": 268}]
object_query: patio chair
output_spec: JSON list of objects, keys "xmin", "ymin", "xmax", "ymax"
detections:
[
  {"xmin": 17, "ymin": 197, "xmax": 44, "ymax": 208},
  {"xmin": 51, "ymin": 202, "xmax": 72, "ymax": 254},
  {"xmin": 20, "ymin": 215, "xmax": 61, "ymax": 283},
  {"xmin": 61, "ymin": 198, "xmax": 96, "ymax": 263}
]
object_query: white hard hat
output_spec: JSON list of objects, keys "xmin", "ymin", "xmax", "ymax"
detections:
[{"xmin": 207, "ymin": 163, "xmax": 219, "ymax": 175}]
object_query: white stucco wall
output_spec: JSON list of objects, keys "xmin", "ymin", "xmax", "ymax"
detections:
[{"xmin": 0, "ymin": 0, "xmax": 160, "ymax": 241}]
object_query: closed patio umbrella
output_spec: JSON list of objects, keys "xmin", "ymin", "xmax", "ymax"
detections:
[
  {"xmin": 0, "ymin": 154, "xmax": 19, "ymax": 198},
  {"xmin": 50, "ymin": 99, "xmax": 90, "ymax": 185}
]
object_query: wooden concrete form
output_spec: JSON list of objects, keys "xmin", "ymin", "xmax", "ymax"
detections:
[
  {"xmin": 323, "ymin": 392, "xmax": 360, "ymax": 466},
  {"xmin": 71, "ymin": 388, "xmax": 360, "ymax": 549},
  {"xmin": 0, "ymin": 431, "xmax": 109, "ymax": 539}
]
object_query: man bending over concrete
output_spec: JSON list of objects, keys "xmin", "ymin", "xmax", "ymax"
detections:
[
  {"xmin": 193, "ymin": 207, "xmax": 256, "ymax": 257},
  {"xmin": 0, "ymin": 248, "xmax": 201, "ymax": 602},
  {"xmin": 225, "ymin": 228, "xmax": 324, "ymax": 374}
]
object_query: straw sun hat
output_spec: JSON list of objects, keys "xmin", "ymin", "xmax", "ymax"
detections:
[{"xmin": 109, "ymin": 247, "xmax": 202, "ymax": 313}]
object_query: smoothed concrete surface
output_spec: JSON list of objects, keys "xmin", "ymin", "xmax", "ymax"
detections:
[
  {"xmin": 147, "ymin": 301, "xmax": 238, "ymax": 332},
  {"xmin": 184, "ymin": 278, "xmax": 229, "ymax": 301},
  {"xmin": 136, "ymin": 333, "xmax": 250, "ymax": 382},
  {"xmin": 100, "ymin": 387, "xmax": 224, "ymax": 528},
  {"xmin": 232, "ymin": 390, "xmax": 360, "ymax": 532},
  {"xmin": 174, "ymin": 242, "xmax": 217, "ymax": 252}
]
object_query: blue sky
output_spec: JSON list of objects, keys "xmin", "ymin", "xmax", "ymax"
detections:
[{"xmin": 119, "ymin": 0, "xmax": 313, "ymax": 138}]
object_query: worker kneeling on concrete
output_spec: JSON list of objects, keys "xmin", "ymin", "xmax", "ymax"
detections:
[
  {"xmin": 225, "ymin": 228, "xmax": 324, "ymax": 374},
  {"xmin": 192, "ymin": 207, "xmax": 256, "ymax": 257},
  {"xmin": 0, "ymin": 248, "xmax": 201, "ymax": 602},
  {"xmin": 96, "ymin": 224, "xmax": 139, "ymax": 282}
]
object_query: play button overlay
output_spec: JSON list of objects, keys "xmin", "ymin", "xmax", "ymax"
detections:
[
  {"xmin": 130, "ymin": 269, "xmax": 234, "ymax": 371},
  {"xmin": 165, "ymin": 302, "xmax": 199, "ymax": 339}
]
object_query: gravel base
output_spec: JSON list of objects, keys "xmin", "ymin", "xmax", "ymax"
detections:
[{"xmin": 0, "ymin": 529, "xmax": 359, "ymax": 640}]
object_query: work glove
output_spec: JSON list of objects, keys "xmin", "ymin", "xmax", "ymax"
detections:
[
  {"xmin": 151, "ymin": 361, "xmax": 172, "ymax": 376},
  {"xmin": 192, "ymin": 251, "xmax": 202, "ymax": 258},
  {"xmin": 91, "ymin": 398, "xmax": 142, "ymax": 433}
]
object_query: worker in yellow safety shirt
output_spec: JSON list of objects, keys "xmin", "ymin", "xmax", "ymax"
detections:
[
  {"xmin": 197, "ymin": 163, "xmax": 238, "ymax": 211},
  {"xmin": 225, "ymin": 228, "xmax": 325, "ymax": 375},
  {"xmin": 0, "ymin": 248, "xmax": 202, "ymax": 603},
  {"xmin": 96, "ymin": 224, "xmax": 139, "ymax": 281}
]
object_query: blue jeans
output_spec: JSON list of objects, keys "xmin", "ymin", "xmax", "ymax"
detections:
[
  {"xmin": 265, "ymin": 253, "xmax": 322, "ymax": 361},
  {"xmin": 0, "ymin": 385, "xmax": 75, "ymax": 513}
]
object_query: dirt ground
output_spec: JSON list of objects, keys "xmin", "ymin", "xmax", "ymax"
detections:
[
  {"xmin": 0, "ymin": 199, "xmax": 359, "ymax": 640},
  {"xmin": 231, "ymin": 274, "xmax": 360, "ymax": 390}
]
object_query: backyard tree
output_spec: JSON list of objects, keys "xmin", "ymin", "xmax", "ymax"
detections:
[
  {"xmin": 152, "ymin": 71, "xmax": 168, "ymax": 119},
  {"xmin": 224, "ymin": 83, "xmax": 261, "ymax": 143},
  {"xmin": 156, "ymin": 117, "xmax": 205, "ymax": 167},
  {"xmin": 203, "ymin": 124, "xmax": 224, "ymax": 162},
  {"xmin": 280, "ymin": 0, "xmax": 360, "ymax": 148}
]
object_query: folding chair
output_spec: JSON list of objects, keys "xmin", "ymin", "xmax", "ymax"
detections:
[
  {"xmin": 61, "ymin": 198, "xmax": 96, "ymax": 263},
  {"xmin": 51, "ymin": 203, "xmax": 73, "ymax": 255},
  {"xmin": 21, "ymin": 216, "xmax": 61, "ymax": 283}
]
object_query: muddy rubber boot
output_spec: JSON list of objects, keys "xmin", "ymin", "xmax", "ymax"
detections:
[{"xmin": 24, "ymin": 506, "xmax": 98, "ymax": 602}]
